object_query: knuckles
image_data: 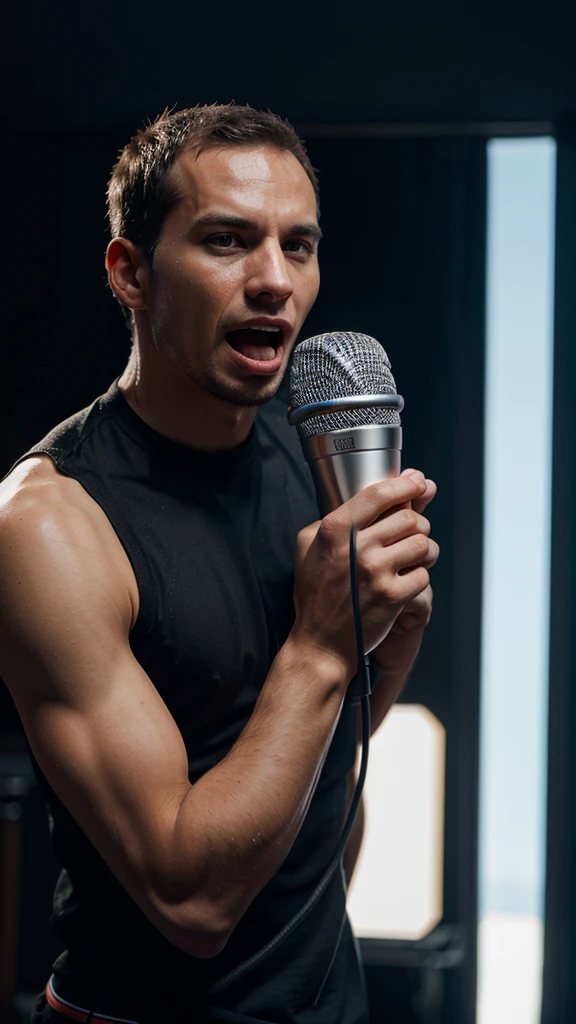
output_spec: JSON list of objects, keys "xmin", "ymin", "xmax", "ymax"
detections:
[
  {"xmin": 416, "ymin": 567, "xmax": 431, "ymax": 592},
  {"xmin": 426, "ymin": 539, "xmax": 440, "ymax": 567},
  {"xmin": 359, "ymin": 549, "xmax": 381, "ymax": 579},
  {"xmin": 397, "ymin": 508, "xmax": 420, "ymax": 531},
  {"xmin": 410, "ymin": 534, "xmax": 431, "ymax": 559},
  {"xmin": 398, "ymin": 567, "xmax": 430, "ymax": 601},
  {"xmin": 417, "ymin": 515, "xmax": 432, "ymax": 537},
  {"xmin": 366, "ymin": 475, "xmax": 422, "ymax": 504},
  {"xmin": 403, "ymin": 509, "xmax": 431, "ymax": 536},
  {"xmin": 316, "ymin": 514, "xmax": 345, "ymax": 546},
  {"xmin": 296, "ymin": 522, "xmax": 317, "ymax": 549},
  {"xmin": 369, "ymin": 480, "xmax": 393, "ymax": 502},
  {"xmin": 382, "ymin": 576, "xmax": 408, "ymax": 605}
]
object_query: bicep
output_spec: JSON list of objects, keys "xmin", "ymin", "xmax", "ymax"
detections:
[
  {"xmin": 0, "ymin": 498, "xmax": 195, "ymax": 936},
  {"xmin": 19, "ymin": 647, "xmax": 192, "ymax": 906}
]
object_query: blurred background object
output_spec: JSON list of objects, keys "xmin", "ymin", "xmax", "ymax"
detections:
[{"xmin": 1, "ymin": 2, "xmax": 575, "ymax": 1021}]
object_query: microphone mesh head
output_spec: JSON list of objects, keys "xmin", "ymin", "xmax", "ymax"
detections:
[{"xmin": 290, "ymin": 332, "xmax": 400, "ymax": 437}]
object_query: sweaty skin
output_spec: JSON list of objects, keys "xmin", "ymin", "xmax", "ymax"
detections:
[{"xmin": 0, "ymin": 144, "xmax": 439, "ymax": 957}]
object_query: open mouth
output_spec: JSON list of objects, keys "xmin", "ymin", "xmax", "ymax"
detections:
[
  {"xmin": 224, "ymin": 326, "xmax": 285, "ymax": 375},
  {"xmin": 225, "ymin": 326, "xmax": 282, "ymax": 361}
]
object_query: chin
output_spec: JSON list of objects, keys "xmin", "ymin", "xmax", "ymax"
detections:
[{"xmin": 200, "ymin": 372, "xmax": 283, "ymax": 408}]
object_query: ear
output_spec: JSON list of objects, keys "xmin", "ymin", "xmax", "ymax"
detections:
[{"xmin": 106, "ymin": 238, "xmax": 148, "ymax": 312}]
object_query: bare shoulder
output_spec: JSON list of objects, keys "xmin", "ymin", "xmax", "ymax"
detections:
[
  {"xmin": 0, "ymin": 455, "xmax": 139, "ymax": 632},
  {"xmin": 0, "ymin": 458, "xmax": 201, "ymax": 946}
]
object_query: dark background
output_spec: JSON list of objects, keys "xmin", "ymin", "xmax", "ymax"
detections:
[
  {"xmin": 2, "ymin": 0, "xmax": 575, "ymax": 128},
  {"xmin": 1, "ymin": 2, "xmax": 575, "ymax": 1022},
  {"xmin": 1, "ymin": 0, "xmax": 574, "ymax": 459}
]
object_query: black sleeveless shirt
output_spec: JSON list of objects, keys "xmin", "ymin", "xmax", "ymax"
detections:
[{"xmin": 9, "ymin": 380, "xmax": 368, "ymax": 1024}]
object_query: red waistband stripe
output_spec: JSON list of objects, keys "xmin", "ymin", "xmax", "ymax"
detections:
[{"xmin": 46, "ymin": 976, "xmax": 140, "ymax": 1024}]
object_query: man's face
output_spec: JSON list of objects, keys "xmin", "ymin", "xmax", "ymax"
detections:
[{"xmin": 143, "ymin": 144, "xmax": 321, "ymax": 406}]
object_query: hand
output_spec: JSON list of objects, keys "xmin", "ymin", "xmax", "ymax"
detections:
[
  {"xmin": 371, "ymin": 469, "xmax": 437, "ymax": 681},
  {"xmin": 291, "ymin": 473, "xmax": 439, "ymax": 684}
]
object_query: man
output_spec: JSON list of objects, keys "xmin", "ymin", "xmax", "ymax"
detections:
[{"xmin": 0, "ymin": 105, "xmax": 438, "ymax": 1023}]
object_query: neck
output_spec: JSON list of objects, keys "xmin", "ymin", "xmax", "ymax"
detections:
[{"xmin": 117, "ymin": 341, "xmax": 257, "ymax": 453}]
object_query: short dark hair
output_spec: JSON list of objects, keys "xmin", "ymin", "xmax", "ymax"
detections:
[{"xmin": 107, "ymin": 101, "xmax": 319, "ymax": 264}]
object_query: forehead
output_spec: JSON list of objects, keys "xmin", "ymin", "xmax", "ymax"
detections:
[{"xmin": 169, "ymin": 144, "xmax": 318, "ymax": 224}]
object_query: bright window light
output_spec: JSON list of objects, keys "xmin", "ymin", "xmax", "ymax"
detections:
[
  {"xmin": 347, "ymin": 704, "xmax": 445, "ymax": 939},
  {"xmin": 478, "ymin": 138, "xmax": 556, "ymax": 1024}
]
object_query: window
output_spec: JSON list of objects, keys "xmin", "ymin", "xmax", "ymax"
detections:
[{"xmin": 478, "ymin": 137, "xmax": 556, "ymax": 1024}]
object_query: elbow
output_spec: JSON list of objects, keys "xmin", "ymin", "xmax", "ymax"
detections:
[
  {"xmin": 179, "ymin": 928, "xmax": 229, "ymax": 960},
  {"xmin": 144, "ymin": 859, "xmax": 239, "ymax": 958},
  {"xmin": 185, "ymin": 921, "xmax": 231, "ymax": 960},
  {"xmin": 155, "ymin": 899, "xmax": 232, "ymax": 959}
]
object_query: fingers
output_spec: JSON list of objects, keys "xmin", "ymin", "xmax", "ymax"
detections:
[
  {"xmin": 390, "ymin": 586, "xmax": 434, "ymax": 633},
  {"xmin": 357, "ymin": 526, "xmax": 439, "ymax": 609},
  {"xmin": 293, "ymin": 472, "xmax": 439, "ymax": 665},
  {"xmin": 387, "ymin": 534, "xmax": 440, "ymax": 573},
  {"xmin": 363, "ymin": 507, "xmax": 431, "ymax": 547},
  {"xmin": 401, "ymin": 469, "xmax": 437, "ymax": 515},
  {"xmin": 322, "ymin": 473, "xmax": 427, "ymax": 534},
  {"xmin": 412, "ymin": 481, "xmax": 436, "ymax": 516},
  {"xmin": 391, "ymin": 565, "xmax": 431, "ymax": 606},
  {"xmin": 299, "ymin": 472, "xmax": 438, "ymax": 590},
  {"xmin": 362, "ymin": 530, "xmax": 439, "ymax": 579}
]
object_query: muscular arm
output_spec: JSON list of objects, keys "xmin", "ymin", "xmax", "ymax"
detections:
[
  {"xmin": 0, "ymin": 460, "xmax": 434, "ymax": 957},
  {"xmin": 0, "ymin": 460, "xmax": 348, "ymax": 959}
]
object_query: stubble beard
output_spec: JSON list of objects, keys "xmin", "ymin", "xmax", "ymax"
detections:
[{"xmin": 190, "ymin": 362, "xmax": 285, "ymax": 408}]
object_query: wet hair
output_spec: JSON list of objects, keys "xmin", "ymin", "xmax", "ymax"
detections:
[{"xmin": 107, "ymin": 103, "xmax": 319, "ymax": 329}]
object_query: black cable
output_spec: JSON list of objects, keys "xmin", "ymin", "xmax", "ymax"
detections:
[{"xmin": 206, "ymin": 526, "xmax": 371, "ymax": 1001}]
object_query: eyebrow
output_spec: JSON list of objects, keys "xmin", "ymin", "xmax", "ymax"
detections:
[{"xmin": 191, "ymin": 213, "xmax": 323, "ymax": 242}]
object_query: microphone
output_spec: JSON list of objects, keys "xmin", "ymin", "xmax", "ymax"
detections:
[{"xmin": 288, "ymin": 331, "xmax": 404, "ymax": 515}]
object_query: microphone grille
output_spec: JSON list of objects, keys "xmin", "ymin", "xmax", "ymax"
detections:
[{"xmin": 290, "ymin": 331, "xmax": 400, "ymax": 437}]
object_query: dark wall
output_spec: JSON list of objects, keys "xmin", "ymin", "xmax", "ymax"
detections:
[
  {"xmin": 2, "ymin": 0, "xmax": 575, "ymax": 128},
  {"xmin": 1, "ymin": 132, "xmax": 130, "ymax": 471}
]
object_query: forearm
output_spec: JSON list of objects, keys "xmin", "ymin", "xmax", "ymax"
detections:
[
  {"xmin": 368, "ymin": 664, "xmax": 410, "ymax": 736},
  {"xmin": 162, "ymin": 637, "xmax": 349, "ymax": 948},
  {"xmin": 368, "ymin": 622, "xmax": 425, "ymax": 735}
]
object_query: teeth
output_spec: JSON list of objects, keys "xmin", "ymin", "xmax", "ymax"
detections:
[{"xmin": 248, "ymin": 325, "xmax": 280, "ymax": 332}]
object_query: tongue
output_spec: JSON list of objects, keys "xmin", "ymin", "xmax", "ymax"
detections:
[{"xmin": 227, "ymin": 329, "xmax": 278, "ymax": 361}]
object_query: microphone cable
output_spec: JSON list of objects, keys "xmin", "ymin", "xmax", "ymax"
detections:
[{"xmin": 206, "ymin": 525, "xmax": 371, "ymax": 1002}]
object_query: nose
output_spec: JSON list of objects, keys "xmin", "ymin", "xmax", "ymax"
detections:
[{"xmin": 244, "ymin": 240, "xmax": 293, "ymax": 306}]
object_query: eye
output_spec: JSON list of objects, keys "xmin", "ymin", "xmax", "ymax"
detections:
[
  {"xmin": 283, "ymin": 239, "xmax": 313, "ymax": 254},
  {"xmin": 206, "ymin": 233, "xmax": 244, "ymax": 249}
]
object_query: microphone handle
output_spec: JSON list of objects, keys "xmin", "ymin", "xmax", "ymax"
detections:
[
  {"xmin": 300, "ymin": 423, "xmax": 402, "ymax": 516},
  {"xmin": 299, "ymin": 422, "xmax": 403, "ymax": 699}
]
